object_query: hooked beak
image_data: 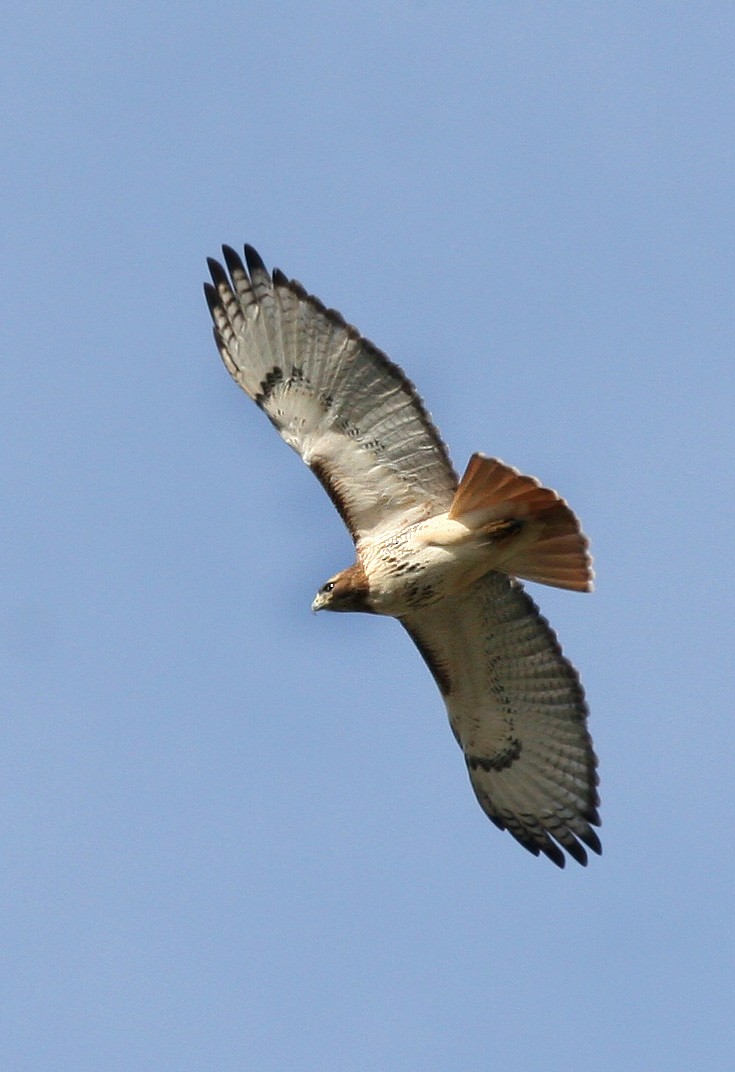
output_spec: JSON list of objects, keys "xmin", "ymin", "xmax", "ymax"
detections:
[{"xmin": 311, "ymin": 593, "xmax": 327, "ymax": 613}]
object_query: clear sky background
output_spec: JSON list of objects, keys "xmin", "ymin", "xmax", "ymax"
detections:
[{"xmin": 3, "ymin": 4, "xmax": 733, "ymax": 1070}]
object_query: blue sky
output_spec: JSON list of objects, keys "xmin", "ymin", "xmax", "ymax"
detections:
[{"xmin": 3, "ymin": 4, "xmax": 733, "ymax": 1069}]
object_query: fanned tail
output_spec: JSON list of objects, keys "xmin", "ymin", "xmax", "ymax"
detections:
[{"xmin": 449, "ymin": 454, "xmax": 593, "ymax": 593}]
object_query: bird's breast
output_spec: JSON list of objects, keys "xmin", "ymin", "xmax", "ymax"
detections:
[
  {"xmin": 361, "ymin": 512, "xmax": 527, "ymax": 616},
  {"xmin": 360, "ymin": 527, "xmax": 471, "ymax": 615}
]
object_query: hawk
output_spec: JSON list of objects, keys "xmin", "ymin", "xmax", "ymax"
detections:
[{"xmin": 205, "ymin": 245, "xmax": 600, "ymax": 867}]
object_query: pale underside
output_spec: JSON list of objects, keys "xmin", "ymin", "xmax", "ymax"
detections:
[
  {"xmin": 205, "ymin": 244, "xmax": 600, "ymax": 867},
  {"xmin": 401, "ymin": 574, "xmax": 599, "ymax": 866}
]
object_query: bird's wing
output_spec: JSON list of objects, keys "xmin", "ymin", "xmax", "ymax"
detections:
[
  {"xmin": 205, "ymin": 246, "xmax": 458, "ymax": 542},
  {"xmin": 400, "ymin": 572, "xmax": 600, "ymax": 866}
]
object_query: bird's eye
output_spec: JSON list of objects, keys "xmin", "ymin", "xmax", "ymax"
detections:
[{"xmin": 322, "ymin": 581, "xmax": 335, "ymax": 593}]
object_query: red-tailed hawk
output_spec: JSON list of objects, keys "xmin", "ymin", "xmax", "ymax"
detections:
[{"xmin": 205, "ymin": 245, "xmax": 600, "ymax": 867}]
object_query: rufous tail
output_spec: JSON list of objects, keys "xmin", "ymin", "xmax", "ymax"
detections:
[{"xmin": 449, "ymin": 453, "xmax": 593, "ymax": 592}]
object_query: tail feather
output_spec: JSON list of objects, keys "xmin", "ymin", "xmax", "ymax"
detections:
[{"xmin": 449, "ymin": 454, "xmax": 593, "ymax": 593}]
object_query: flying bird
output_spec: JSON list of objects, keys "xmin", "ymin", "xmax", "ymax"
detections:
[{"xmin": 205, "ymin": 245, "xmax": 600, "ymax": 867}]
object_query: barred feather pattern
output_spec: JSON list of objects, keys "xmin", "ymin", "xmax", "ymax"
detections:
[
  {"xmin": 401, "ymin": 572, "xmax": 600, "ymax": 867},
  {"xmin": 205, "ymin": 246, "xmax": 457, "ymax": 541}
]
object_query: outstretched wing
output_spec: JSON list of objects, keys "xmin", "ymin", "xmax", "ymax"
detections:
[
  {"xmin": 205, "ymin": 246, "xmax": 458, "ymax": 542},
  {"xmin": 401, "ymin": 572, "xmax": 600, "ymax": 867}
]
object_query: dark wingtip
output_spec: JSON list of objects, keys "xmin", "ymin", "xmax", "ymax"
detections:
[
  {"xmin": 203, "ymin": 281, "xmax": 219, "ymax": 315},
  {"xmin": 541, "ymin": 841, "xmax": 567, "ymax": 868},
  {"xmin": 243, "ymin": 243, "xmax": 268, "ymax": 277},
  {"xmin": 207, "ymin": 256, "xmax": 227, "ymax": 287},
  {"xmin": 563, "ymin": 839, "xmax": 589, "ymax": 868},
  {"xmin": 272, "ymin": 267, "xmax": 289, "ymax": 286},
  {"xmin": 222, "ymin": 244, "xmax": 245, "ymax": 278},
  {"xmin": 582, "ymin": 827, "xmax": 602, "ymax": 857}
]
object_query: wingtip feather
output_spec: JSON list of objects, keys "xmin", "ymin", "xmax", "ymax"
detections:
[
  {"xmin": 222, "ymin": 244, "xmax": 246, "ymax": 277},
  {"xmin": 203, "ymin": 281, "xmax": 218, "ymax": 313},
  {"xmin": 243, "ymin": 243, "xmax": 268, "ymax": 276},
  {"xmin": 207, "ymin": 256, "xmax": 228, "ymax": 287}
]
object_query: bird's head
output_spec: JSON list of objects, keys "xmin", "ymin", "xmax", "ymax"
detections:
[{"xmin": 311, "ymin": 562, "xmax": 372, "ymax": 614}]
